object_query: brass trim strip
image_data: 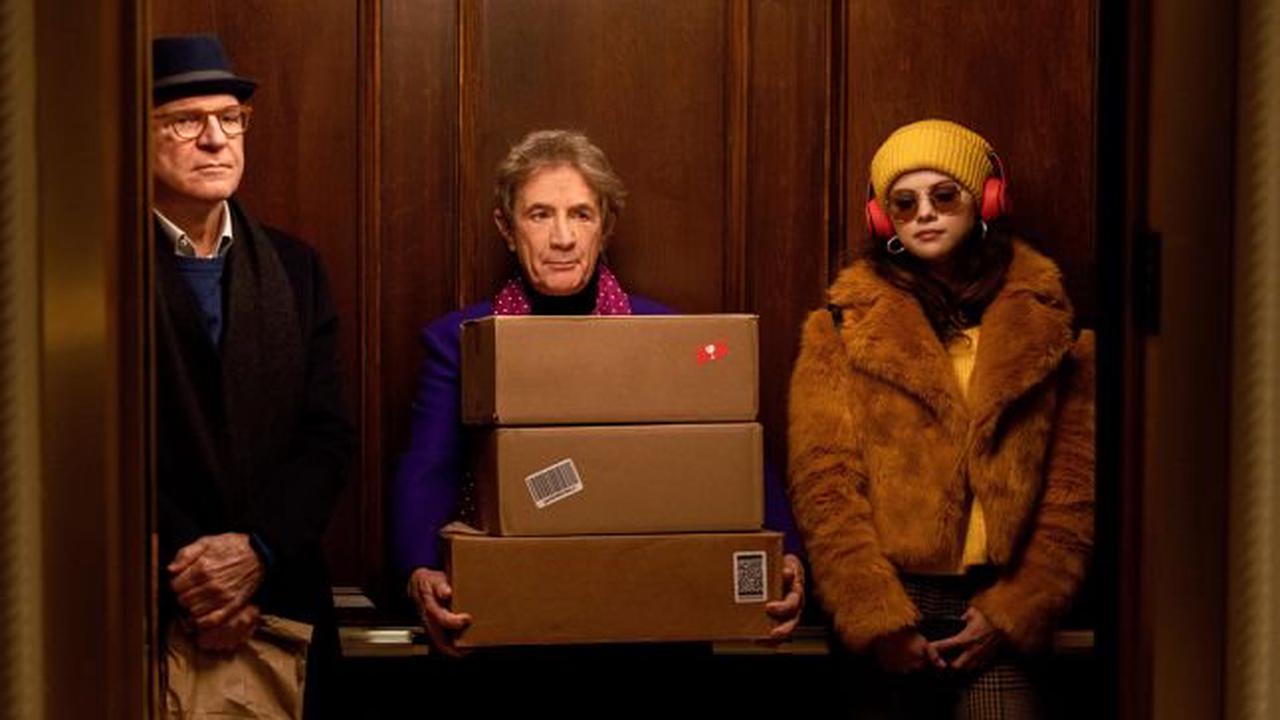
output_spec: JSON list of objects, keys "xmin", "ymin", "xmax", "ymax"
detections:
[
  {"xmin": 0, "ymin": 0, "xmax": 44, "ymax": 713},
  {"xmin": 339, "ymin": 627, "xmax": 430, "ymax": 658},
  {"xmin": 1227, "ymin": 1, "xmax": 1280, "ymax": 717},
  {"xmin": 335, "ymin": 624, "xmax": 1093, "ymax": 659}
]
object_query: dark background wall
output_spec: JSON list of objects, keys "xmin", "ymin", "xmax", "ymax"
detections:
[{"xmin": 153, "ymin": 0, "xmax": 1096, "ymax": 600}]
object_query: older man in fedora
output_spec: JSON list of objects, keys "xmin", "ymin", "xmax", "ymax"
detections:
[{"xmin": 151, "ymin": 34, "xmax": 353, "ymax": 717}]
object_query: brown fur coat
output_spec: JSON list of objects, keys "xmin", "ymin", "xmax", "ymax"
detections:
[{"xmin": 787, "ymin": 241, "xmax": 1094, "ymax": 653}]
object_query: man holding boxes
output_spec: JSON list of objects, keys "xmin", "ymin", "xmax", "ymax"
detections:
[{"xmin": 392, "ymin": 130, "xmax": 804, "ymax": 653}]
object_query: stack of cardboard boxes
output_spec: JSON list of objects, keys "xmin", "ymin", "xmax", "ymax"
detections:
[{"xmin": 444, "ymin": 315, "xmax": 782, "ymax": 647}]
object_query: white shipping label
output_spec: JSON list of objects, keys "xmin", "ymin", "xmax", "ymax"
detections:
[
  {"xmin": 733, "ymin": 551, "xmax": 768, "ymax": 603},
  {"xmin": 524, "ymin": 458, "xmax": 584, "ymax": 509}
]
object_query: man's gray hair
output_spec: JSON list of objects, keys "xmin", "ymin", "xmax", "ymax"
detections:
[{"xmin": 494, "ymin": 130, "xmax": 627, "ymax": 235}]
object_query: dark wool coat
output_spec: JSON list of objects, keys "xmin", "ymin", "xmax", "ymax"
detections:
[
  {"xmin": 155, "ymin": 199, "xmax": 355, "ymax": 628},
  {"xmin": 787, "ymin": 240, "xmax": 1094, "ymax": 653}
]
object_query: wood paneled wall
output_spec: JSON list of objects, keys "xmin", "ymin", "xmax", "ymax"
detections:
[{"xmin": 152, "ymin": 0, "xmax": 1096, "ymax": 599}]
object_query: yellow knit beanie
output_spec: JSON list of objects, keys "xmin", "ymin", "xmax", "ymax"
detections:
[{"xmin": 869, "ymin": 119, "xmax": 995, "ymax": 209}]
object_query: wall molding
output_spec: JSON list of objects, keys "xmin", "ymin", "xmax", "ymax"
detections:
[
  {"xmin": 359, "ymin": 0, "xmax": 385, "ymax": 591},
  {"xmin": 456, "ymin": 0, "xmax": 482, "ymax": 308},
  {"xmin": 724, "ymin": 0, "xmax": 750, "ymax": 312}
]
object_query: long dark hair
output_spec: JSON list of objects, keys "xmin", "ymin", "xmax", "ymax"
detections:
[{"xmin": 870, "ymin": 218, "xmax": 1014, "ymax": 344}]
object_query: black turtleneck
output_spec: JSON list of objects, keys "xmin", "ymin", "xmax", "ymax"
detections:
[{"xmin": 526, "ymin": 265, "xmax": 600, "ymax": 315}]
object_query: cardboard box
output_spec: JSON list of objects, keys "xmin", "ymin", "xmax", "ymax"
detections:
[
  {"xmin": 474, "ymin": 423, "xmax": 763, "ymax": 536},
  {"xmin": 445, "ymin": 529, "xmax": 783, "ymax": 647},
  {"xmin": 461, "ymin": 315, "xmax": 758, "ymax": 425}
]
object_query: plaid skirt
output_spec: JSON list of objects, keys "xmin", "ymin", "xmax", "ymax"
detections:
[{"xmin": 849, "ymin": 570, "xmax": 1044, "ymax": 720}]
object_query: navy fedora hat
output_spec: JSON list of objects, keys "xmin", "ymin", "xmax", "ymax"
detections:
[{"xmin": 153, "ymin": 34, "xmax": 257, "ymax": 105}]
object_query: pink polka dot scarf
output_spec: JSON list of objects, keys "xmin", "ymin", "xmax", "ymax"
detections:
[{"xmin": 491, "ymin": 264, "xmax": 633, "ymax": 316}]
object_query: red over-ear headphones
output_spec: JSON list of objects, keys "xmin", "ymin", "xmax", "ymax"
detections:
[{"xmin": 864, "ymin": 151, "xmax": 1010, "ymax": 241}]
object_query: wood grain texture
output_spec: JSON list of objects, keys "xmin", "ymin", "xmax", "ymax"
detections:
[
  {"xmin": 745, "ymin": 0, "xmax": 833, "ymax": 469},
  {"xmin": 358, "ymin": 0, "xmax": 383, "ymax": 590},
  {"xmin": 725, "ymin": 0, "xmax": 750, "ymax": 312},
  {"xmin": 378, "ymin": 0, "xmax": 459, "ymax": 590}
]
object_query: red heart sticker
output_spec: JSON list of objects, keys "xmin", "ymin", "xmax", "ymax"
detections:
[{"xmin": 696, "ymin": 340, "xmax": 729, "ymax": 365}]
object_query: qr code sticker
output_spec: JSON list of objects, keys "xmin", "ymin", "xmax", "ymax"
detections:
[
  {"xmin": 524, "ymin": 458, "xmax": 584, "ymax": 509},
  {"xmin": 733, "ymin": 551, "xmax": 767, "ymax": 603}
]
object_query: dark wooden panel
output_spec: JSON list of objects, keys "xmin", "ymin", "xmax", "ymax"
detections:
[
  {"xmin": 152, "ymin": 5, "xmax": 212, "ymax": 30},
  {"xmin": 357, "ymin": 0, "xmax": 382, "ymax": 593},
  {"xmin": 725, "ymin": 0, "xmax": 749, "ymax": 312},
  {"xmin": 463, "ymin": 0, "xmax": 729, "ymax": 313},
  {"xmin": 746, "ymin": 0, "xmax": 833, "ymax": 466},
  {"xmin": 152, "ymin": 1, "xmax": 365, "ymax": 584},
  {"xmin": 377, "ymin": 0, "xmax": 459, "ymax": 591},
  {"xmin": 844, "ymin": 0, "xmax": 1096, "ymax": 325}
]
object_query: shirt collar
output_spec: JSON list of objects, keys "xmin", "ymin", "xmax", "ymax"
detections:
[{"xmin": 154, "ymin": 201, "xmax": 235, "ymax": 258}]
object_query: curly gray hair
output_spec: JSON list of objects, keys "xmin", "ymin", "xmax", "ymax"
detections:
[{"xmin": 493, "ymin": 129, "xmax": 627, "ymax": 235}]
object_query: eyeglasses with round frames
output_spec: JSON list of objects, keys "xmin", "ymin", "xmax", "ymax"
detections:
[
  {"xmin": 153, "ymin": 105, "xmax": 253, "ymax": 140},
  {"xmin": 887, "ymin": 182, "xmax": 966, "ymax": 223}
]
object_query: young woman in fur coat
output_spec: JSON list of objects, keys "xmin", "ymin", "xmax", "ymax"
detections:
[{"xmin": 788, "ymin": 119, "xmax": 1094, "ymax": 717}]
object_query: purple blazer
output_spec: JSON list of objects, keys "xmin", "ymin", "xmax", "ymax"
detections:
[{"xmin": 391, "ymin": 297, "xmax": 801, "ymax": 577}]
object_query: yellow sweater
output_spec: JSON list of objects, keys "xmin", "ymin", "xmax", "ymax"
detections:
[{"xmin": 950, "ymin": 326, "xmax": 990, "ymax": 571}]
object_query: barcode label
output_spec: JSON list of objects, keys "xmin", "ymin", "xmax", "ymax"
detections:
[
  {"xmin": 524, "ymin": 458, "xmax": 584, "ymax": 509},
  {"xmin": 733, "ymin": 551, "xmax": 767, "ymax": 603}
]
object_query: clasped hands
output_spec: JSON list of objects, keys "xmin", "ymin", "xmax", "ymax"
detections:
[
  {"xmin": 873, "ymin": 606, "xmax": 1004, "ymax": 674},
  {"xmin": 168, "ymin": 532, "xmax": 265, "ymax": 651}
]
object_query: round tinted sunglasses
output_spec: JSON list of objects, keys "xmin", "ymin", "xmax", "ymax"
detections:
[{"xmin": 887, "ymin": 182, "xmax": 966, "ymax": 223}]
